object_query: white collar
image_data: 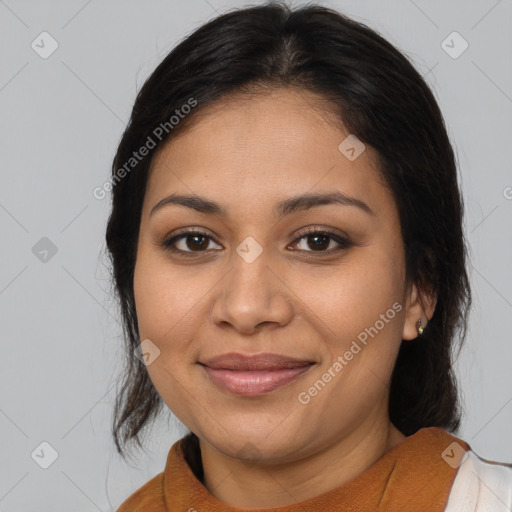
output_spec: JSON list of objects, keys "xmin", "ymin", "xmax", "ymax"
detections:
[{"xmin": 445, "ymin": 450, "xmax": 512, "ymax": 511}]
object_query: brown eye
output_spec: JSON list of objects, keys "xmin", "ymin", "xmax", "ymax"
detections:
[
  {"xmin": 162, "ymin": 231, "xmax": 222, "ymax": 253},
  {"xmin": 183, "ymin": 234, "xmax": 209, "ymax": 251},
  {"xmin": 305, "ymin": 233, "xmax": 331, "ymax": 251},
  {"xmin": 291, "ymin": 228, "xmax": 352, "ymax": 254}
]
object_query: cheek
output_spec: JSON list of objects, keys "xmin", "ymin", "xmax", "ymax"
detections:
[
  {"xmin": 133, "ymin": 260, "xmax": 167, "ymax": 340},
  {"xmin": 133, "ymin": 255, "xmax": 202, "ymax": 424},
  {"xmin": 293, "ymin": 252, "xmax": 405, "ymax": 396},
  {"xmin": 296, "ymin": 255, "xmax": 402, "ymax": 338},
  {"xmin": 132, "ymin": 249, "xmax": 214, "ymax": 395},
  {"xmin": 133, "ymin": 250, "xmax": 200, "ymax": 341}
]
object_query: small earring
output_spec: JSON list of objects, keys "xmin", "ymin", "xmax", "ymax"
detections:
[{"xmin": 416, "ymin": 319, "xmax": 424, "ymax": 336}]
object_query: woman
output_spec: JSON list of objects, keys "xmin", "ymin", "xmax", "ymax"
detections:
[{"xmin": 106, "ymin": 3, "xmax": 512, "ymax": 510}]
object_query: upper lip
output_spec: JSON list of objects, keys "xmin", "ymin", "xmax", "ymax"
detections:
[{"xmin": 199, "ymin": 352, "xmax": 315, "ymax": 371}]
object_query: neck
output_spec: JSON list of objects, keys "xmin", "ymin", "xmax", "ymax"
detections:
[{"xmin": 199, "ymin": 421, "xmax": 406, "ymax": 509}]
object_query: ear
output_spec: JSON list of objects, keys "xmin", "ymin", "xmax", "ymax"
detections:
[{"xmin": 402, "ymin": 281, "xmax": 437, "ymax": 340}]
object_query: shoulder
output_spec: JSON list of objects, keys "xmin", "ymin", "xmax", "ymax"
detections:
[
  {"xmin": 445, "ymin": 450, "xmax": 512, "ymax": 512},
  {"xmin": 115, "ymin": 438, "xmax": 188, "ymax": 511},
  {"xmin": 116, "ymin": 471, "xmax": 166, "ymax": 512}
]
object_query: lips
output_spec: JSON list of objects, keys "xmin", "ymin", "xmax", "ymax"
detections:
[
  {"xmin": 201, "ymin": 352, "xmax": 314, "ymax": 371},
  {"xmin": 198, "ymin": 352, "xmax": 315, "ymax": 396}
]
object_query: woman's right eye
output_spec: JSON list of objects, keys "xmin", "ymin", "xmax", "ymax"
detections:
[{"xmin": 162, "ymin": 231, "xmax": 222, "ymax": 254}]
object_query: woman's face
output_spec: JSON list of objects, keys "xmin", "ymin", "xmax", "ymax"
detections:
[{"xmin": 133, "ymin": 88, "xmax": 426, "ymax": 463}]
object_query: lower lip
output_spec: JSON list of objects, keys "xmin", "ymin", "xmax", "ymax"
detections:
[{"xmin": 200, "ymin": 365, "xmax": 314, "ymax": 396}]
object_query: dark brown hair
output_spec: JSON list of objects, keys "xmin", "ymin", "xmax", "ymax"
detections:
[{"xmin": 105, "ymin": 2, "xmax": 472, "ymax": 468}]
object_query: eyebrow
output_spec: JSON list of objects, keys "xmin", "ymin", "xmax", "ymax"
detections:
[{"xmin": 149, "ymin": 191, "xmax": 375, "ymax": 218}]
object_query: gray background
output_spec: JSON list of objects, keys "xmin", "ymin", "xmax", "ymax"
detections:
[{"xmin": 1, "ymin": 0, "xmax": 511, "ymax": 510}]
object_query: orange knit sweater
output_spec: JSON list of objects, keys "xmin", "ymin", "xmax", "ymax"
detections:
[{"xmin": 117, "ymin": 427, "xmax": 469, "ymax": 511}]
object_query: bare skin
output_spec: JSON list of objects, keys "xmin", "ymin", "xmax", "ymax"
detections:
[{"xmin": 133, "ymin": 87, "xmax": 436, "ymax": 509}]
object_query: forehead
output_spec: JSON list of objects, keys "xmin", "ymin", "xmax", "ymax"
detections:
[{"xmin": 144, "ymin": 88, "xmax": 392, "ymax": 218}]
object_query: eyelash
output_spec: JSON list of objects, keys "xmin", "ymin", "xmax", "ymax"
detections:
[{"xmin": 160, "ymin": 227, "xmax": 353, "ymax": 257}]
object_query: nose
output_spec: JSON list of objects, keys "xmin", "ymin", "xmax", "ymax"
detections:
[{"xmin": 211, "ymin": 249, "xmax": 294, "ymax": 335}]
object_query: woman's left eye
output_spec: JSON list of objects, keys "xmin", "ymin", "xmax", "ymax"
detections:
[
  {"xmin": 160, "ymin": 228, "xmax": 352, "ymax": 255},
  {"xmin": 291, "ymin": 230, "xmax": 352, "ymax": 253}
]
